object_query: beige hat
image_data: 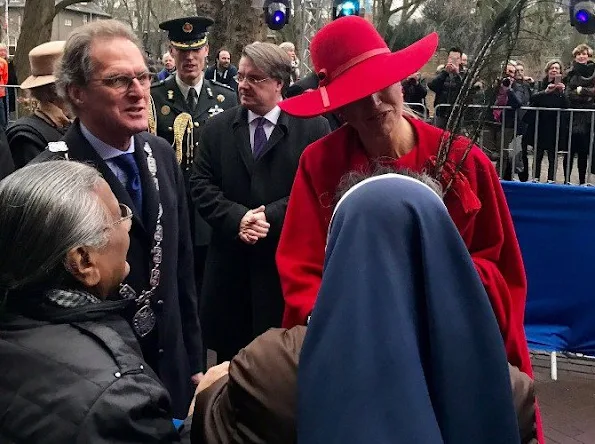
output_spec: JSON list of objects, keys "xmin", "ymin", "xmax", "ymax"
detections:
[{"xmin": 20, "ymin": 41, "xmax": 65, "ymax": 90}]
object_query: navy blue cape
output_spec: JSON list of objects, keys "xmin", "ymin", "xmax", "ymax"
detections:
[{"xmin": 298, "ymin": 174, "xmax": 520, "ymax": 444}]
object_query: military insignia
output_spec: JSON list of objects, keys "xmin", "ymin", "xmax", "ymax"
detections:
[
  {"xmin": 206, "ymin": 87, "xmax": 213, "ymax": 98},
  {"xmin": 48, "ymin": 141, "xmax": 68, "ymax": 153},
  {"xmin": 161, "ymin": 105, "xmax": 171, "ymax": 116},
  {"xmin": 183, "ymin": 22, "xmax": 193, "ymax": 33},
  {"xmin": 48, "ymin": 141, "xmax": 69, "ymax": 160},
  {"xmin": 167, "ymin": 90, "xmax": 174, "ymax": 100},
  {"xmin": 172, "ymin": 113, "xmax": 194, "ymax": 164},
  {"xmin": 216, "ymin": 94, "xmax": 225, "ymax": 103},
  {"xmin": 208, "ymin": 105, "xmax": 225, "ymax": 117}
]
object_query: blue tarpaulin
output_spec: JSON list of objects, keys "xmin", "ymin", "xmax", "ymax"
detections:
[{"xmin": 503, "ymin": 181, "xmax": 595, "ymax": 354}]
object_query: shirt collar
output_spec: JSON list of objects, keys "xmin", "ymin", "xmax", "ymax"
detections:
[
  {"xmin": 247, "ymin": 105, "xmax": 282, "ymax": 125},
  {"xmin": 80, "ymin": 122, "xmax": 135, "ymax": 160},
  {"xmin": 176, "ymin": 73, "xmax": 203, "ymax": 100}
]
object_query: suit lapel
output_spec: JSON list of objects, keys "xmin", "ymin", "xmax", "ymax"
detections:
[
  {"xmin": 232, "ymin": 106, "xmax": 254, "ymax": 173},
  {"xmin": 63, "ymin": 121, "xmax": 148, "ymax": 235},
  {"xmin": 132, "ymin": 134, "xmax": 159, "ymax": 237}
]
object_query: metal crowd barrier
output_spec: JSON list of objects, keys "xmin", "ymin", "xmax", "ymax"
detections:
[
  {"xmin": 404, "ymin": 102, "xmax": 429, "ymax": 120},
  {"xmin": 0, "ymin": 84, "xmax": 24, "ymax": 125},
  {"xmin": 433, "ymin": 103, "xmax": 595, "ymax": 184}
]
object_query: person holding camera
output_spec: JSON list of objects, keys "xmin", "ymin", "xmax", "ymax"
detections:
[
  {"xmin": 428, "ymin": 47, "xmax": 465, "ymax": 129},
  {"xmin": 563, "ymin": 44, "xmax": 595, "ymax": 184},
  {"xmin": 522, "ymin": 60, "xmax": 569, "ymax": 183},
  {"xmin": 482, "ymin": 62, "xmax": 523, "ymax": 180},
  {"xmin": 402, "ymin": 71, "xmax": 427, "ymax": 116}
]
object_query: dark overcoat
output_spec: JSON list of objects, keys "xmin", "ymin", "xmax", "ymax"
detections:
[
  {"xmin": 151, "ymin": 76, "xmax": 237, "ymax": 246},
  {"xmin": 32, "ymin": 121, "xmax": 203, "ymax": 418},
  {"xmin": 189, "ymin": 105, "xmax": 330, "ymax": 359}
]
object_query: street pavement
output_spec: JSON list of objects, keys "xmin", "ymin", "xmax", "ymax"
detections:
[{"xmin": 534, "ymin": 353, "xmax": 595, "ymax": 443}]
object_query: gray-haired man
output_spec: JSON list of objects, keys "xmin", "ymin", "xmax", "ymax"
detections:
[
  {"xmin": 190, "ymin": 42, "xmax": 330, "ymax": 362},
  {"xmin": 32, "ymin": 19, "xmax": 203, "ymax": 418}
]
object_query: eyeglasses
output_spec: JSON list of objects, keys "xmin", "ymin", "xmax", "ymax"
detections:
[
  {"xmin": 92, "ymin": 72, "xmax": 153, "ymax": 92},
  {"xmin": 234, "ymin": 74, "xmax": 270, "ymax": 85},
  {"xmin": 113, "ymin": 203, "xmax": 133, "ymax": 226}
]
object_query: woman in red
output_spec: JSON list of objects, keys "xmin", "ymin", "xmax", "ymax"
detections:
[{"xmin": 276, "ymin": 17, "xmax": 533, "ymax": 380}]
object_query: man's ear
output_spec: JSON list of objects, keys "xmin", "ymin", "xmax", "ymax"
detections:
[
  {"xmin": 68, "ymin": 84, "xmax": 85, "ymax": 108},
  {"xmin": 204, "ymin": 44, "xmax": 209, "ymax": 58},
  {"xmin": 65, "ymin": 246, "xmax": 100, "ymax": 288}
]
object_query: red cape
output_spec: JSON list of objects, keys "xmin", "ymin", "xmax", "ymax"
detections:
[{"xmin": 277, "ymin": 117, "xmax": 532, "ymax": 377}]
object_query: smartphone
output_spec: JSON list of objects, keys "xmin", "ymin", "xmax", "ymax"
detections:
[{"xmin": 554, "ymin": 74, "xmax": 562, "ymax": 84}]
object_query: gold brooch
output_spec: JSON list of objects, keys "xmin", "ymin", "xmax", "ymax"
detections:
[
  {"xmin": 161, "ymin": 105, "xmax": 171, "ymax": 115},
  {"xmin": 217, "ymin": 94, "xmax": 225, "ymax": 103},
  {"xmin": 183, "ymin": 22, "xmax": 193, "ymax": 33}
]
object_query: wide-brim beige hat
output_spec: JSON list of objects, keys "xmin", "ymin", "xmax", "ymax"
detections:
[{"xmin": 20, "ymin": 40, "xmax": 66, "ymax": 90}]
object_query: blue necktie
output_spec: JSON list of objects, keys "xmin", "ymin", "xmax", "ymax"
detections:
[
  {"xmin": 112, "ymin": 153, "xmax": 143, "ymax": 216},
  {"xmin": 253, "ymin": 117, "xmax": 268, "ymax": 159}
]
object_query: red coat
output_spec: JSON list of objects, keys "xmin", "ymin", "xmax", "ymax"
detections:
[{"xmin": 276, "ymin": 117, "xmax": 532, "ymax": 377}]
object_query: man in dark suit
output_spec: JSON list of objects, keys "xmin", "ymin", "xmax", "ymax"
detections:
[
  {"xmin": 190, "ymin": 42, "xmax": 330, "ymax": 362},
  {"xmin": 150, "ymin": 16, "xmax": 238, "ymax": 301},
  {"xmin": 32, "ymin": 19, "xmax": 203, "ymax": 419}
]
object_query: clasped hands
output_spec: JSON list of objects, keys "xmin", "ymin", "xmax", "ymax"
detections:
[{"xmin": 239, "ymin": 205, "xmax": 270, "ymax": 244}]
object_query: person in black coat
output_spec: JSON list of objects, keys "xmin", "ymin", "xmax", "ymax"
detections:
[
  {"xmin": 190, "ymin": 42, "xmax": 330, "ymax": 362},
  {"xmin": 31, "ymin": 19, "xmax": 203, "ymax": 418},
  {"xmin": 0, "ymin": 127, "xmax": 13, "ymax": 179},
  {"xmin": 0, "ymin": 161, "xmax": 194, "ymax": 443},
  {"xmin": 522, "ymin": 60, "xmax": 569, "ymax": 183},
  {"xmin": 7, "ymin": 41, "xmax": 71, "ymax": 169}
]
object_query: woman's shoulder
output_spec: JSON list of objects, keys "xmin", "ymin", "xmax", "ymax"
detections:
[
  {"xmin": 1, "ymin": 318, "xmax": 143, "ymax": 387},
  {"xmin": 0, "ymin": 318, "xmax": 174, "ymax": 443}
]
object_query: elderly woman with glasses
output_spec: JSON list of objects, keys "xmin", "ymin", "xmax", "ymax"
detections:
[{"xmin": 0, "ymin": 161, "xmax": 198, "ymax": 443}]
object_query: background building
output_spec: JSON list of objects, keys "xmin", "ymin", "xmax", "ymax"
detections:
[{"xmin": 0, "ymin": 0, "xmax": 111, "ymax": 55}]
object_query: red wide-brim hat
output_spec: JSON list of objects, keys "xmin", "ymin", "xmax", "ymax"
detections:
[{"xmin": 279, "ymin": 16, "xmax": 438, "ymax": 117}]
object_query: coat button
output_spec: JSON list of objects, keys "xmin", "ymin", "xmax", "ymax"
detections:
[
  {"xmin": 159, "ymin": 348, "xmax": 164, "ymax": 354},
  {"xmin": 114, "ymin": 372, "xmax": 121, "ymax": 378},
  {"xmin": 157, "ymin": 299, "xmax": 164, "ymax": 305},
  {"xmin": 194, "ymin": 122, "xmax": 199, "ymax": 127},
  {"xmin": 168, "ymin": 127, "xmax": 173, "ymax": 131},
  {"xmin": 195, "ymin": 142, "xmax": 199, "ymax": 147}
]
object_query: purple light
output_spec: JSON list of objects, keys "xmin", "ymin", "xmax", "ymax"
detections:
[{"xmin": 576, "ymin": 9, "xmax": 590, "ymax": 24}]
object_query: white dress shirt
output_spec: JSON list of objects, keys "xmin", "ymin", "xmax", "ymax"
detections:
[
  {"xmin": 248, "ymin": 105, "xmax": 281, "ymax": 151},
  {"xmin": 175, "ymin": 73, "xmax": 203, "ymax": 101}
]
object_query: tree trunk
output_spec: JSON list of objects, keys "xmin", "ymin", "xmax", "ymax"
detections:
[
  {"xmin": 14, "ymin": 0, "xmax": 87, "ymax": 87},
  {"xmin": 195, "ymin": 0, "xmax": 267, "ymax": 65}
]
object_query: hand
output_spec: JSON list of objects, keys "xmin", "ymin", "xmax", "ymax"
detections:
[
  {"xmin": 556, "ymin": 82, "xmax": 566, "ymax": 92},
  {"xmin": 187, "ymin": 362, "xmax": 230, "ymax": 416},
  {"xmin": 191, "ymin": 372, "xmax": 203, "ymax": 386},
  {"xmin": 445, "ymin": 62, "xmax": 457, "ymax": 74},
  {"xmin": 239, "ymin": 206, "xmax": 270, "ymax": 244},
  {"xmin": 525, "ymin": 76, "xmax": 534, "ymax": 83},
  {"xmin": 545, "ymin": 83, "xmax": 557, "ymax": 93}
]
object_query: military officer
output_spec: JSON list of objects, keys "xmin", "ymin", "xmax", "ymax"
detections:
[{"xmin": 150, "ymin": 16, "xmax": 237, "ymax": 301}]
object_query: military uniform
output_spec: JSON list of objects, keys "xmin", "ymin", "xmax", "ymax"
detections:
[
  {"xmin": 150, "ymin": 76, "xmax": 237, "ymax": 176},
  {"xmin": 150, "ymin": 16, "xmax": 239, "ymax": 305}
]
